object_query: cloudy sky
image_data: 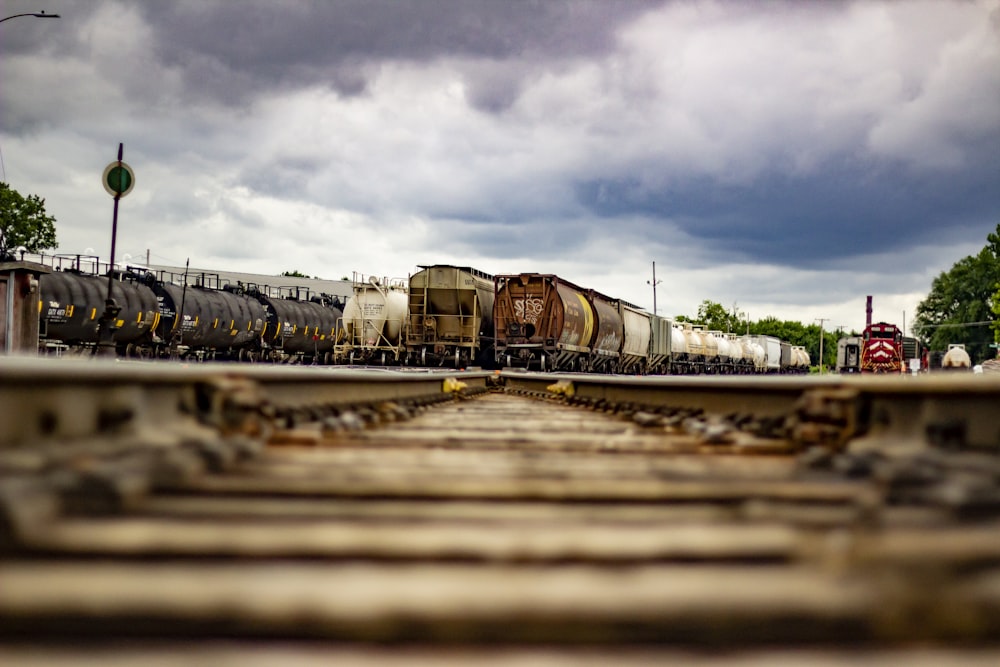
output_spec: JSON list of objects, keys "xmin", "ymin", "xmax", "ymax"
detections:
[{"xmin": 2, "ymin": 0, "xmax": 998, "ymax": 334}]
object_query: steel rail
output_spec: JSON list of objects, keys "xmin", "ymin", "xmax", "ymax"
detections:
[{"xmin": 501, "ymin": 370, "xmax": 1000, "ymax": 452}]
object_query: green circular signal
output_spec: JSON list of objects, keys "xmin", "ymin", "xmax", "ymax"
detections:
[{"xmin": 102, "ymin": 161, "xmax": 135, "ymax": 198}]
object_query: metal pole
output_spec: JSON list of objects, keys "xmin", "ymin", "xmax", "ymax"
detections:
[
  {"xmin": 106, "ymin": 143, "xmax": 123, "ymax": 303},
  {"xmin": 816, "ymin": 318, "xmax": 829, "ymax": 373},
  {"xmin": 95, "ymin": 143, "xmax": 125, "ymax": 357},
  {"xmin": 647, "ymin": 261, "xmax": 662, "ymax": 316}
]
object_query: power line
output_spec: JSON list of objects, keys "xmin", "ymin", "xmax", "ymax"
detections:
[{"xmin": 918, "ymin": 321, "xmax": 995, "ymax": 329}]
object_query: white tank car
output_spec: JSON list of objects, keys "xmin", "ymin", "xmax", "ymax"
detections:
[
  {"xmin": 711, "ymin": 331, "xmax": 732, "ymax": 372},
  {"xmin": 725, "ymin": 333, "xmax": 743, "ymax": 365},
  {"xmin": 699, "ymin": 327, "xmax": 719, "ymax": 362},
  {"xmin": 682, "ymin": 324, "xmax": 706, "ymax": 372},
  {"xmin": 741, "ymin": 336, "xmax": 766, "ymax": 372},
  {"xmin": 792, "ymin": 345, "xmax": 810, "ymax": 371},
  {"xmin": 942, "ymin": 344, "xmax": 972, "ymax": 370},
  {"xmin": 671, "ymin": 324, "xmax": 689, "ymax": 370},
  {"xmin": 340, "ymin": 277, "xmax": 408, "ymax": 361}
]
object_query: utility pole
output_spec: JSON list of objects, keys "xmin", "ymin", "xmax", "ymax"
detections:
[
  {"xmin": 646, "ymin": 261, "xmax": 663, "ymax": 316},
  {"xmin": 816, "ymin": 318, "xmax": 829, "ymax": 373}
]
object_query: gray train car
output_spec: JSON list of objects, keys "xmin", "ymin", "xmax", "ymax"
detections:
[{"xmin": 406, "ymin": 265, "xmax": 495, "ymax": 368}]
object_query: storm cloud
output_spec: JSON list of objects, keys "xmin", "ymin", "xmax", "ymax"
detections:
[{"xmin": 2, "ymin": 0, "xmax": 998, "ymax": 332}]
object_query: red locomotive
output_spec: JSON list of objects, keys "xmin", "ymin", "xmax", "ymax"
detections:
[{"xmin": 861, "ymin": 321, "xmax": 904, "ymax": 373}]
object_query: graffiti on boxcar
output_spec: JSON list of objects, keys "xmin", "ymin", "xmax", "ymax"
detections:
[{"xmin": 514, "ymin": 297, "xmax": 543, "ymax": 324}]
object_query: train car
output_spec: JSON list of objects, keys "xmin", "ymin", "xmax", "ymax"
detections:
[
  {"xmin": 779, "ymin": 341, "xmax": 792, "ymax": 373},
  {"xmin": 791, "ymin": 345, "xmax": 811, "ymax": 373},
  {"xmin": 405, "ymin": 265, "xmax": 494, "ymax": 368},
  {"xmin": 861, "ymin": 321, "xmax": 904, "ymax": 374},
  {"xmin": 837, "ymin": 336, "xmax": 861, "ymax": 374},
  {"xmin": 676, "ymin": 324, "xmax": 706, "ymax": 374},
  {"xmin": 941, "ymin": 343, "xmax": 972, "ymax": 371},
  {"xmin": 39, "ymin": 270, "xmax": 159, "ymax": 355},
  {"xmin": 647, "ymin": 315, "xmax": 673, "ymax": 374},
  {"xmin": 745, "ymin": 335, "xmax": 780, "ymax": 373},
  {"xmin": 153, "ymin": 276, "xmax": 266, "ymax": 360},
  {"xmin": 726, "ymin": 334, "xmax": 750, "ymax": 374},
  {"xmin": 251, "ymin": 286, "xmax": 344, "ymax": 363},
  {"xmin": 618, "ymin": 302, "xmax": 649, "ymax": 374},
  {"xmin": 494, "ymin": 274, "xmax": 618, "ymax": 372},
  {"xmin": 336, "ymin": 276, "xmax": 408, "ymax": 365}
]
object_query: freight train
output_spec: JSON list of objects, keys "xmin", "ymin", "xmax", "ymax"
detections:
[
  {"xmin": 39, "ymin": 264, "xmax": 346, "ymax": 363},
  {"xmin": 32, "ymin": 255, "xmax": 809, "ymax": 374},
  {"xmin": 492, "ymin": 273, "xmax": 808, "ymax": 374}
]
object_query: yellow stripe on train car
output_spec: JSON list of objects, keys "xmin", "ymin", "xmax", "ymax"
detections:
[
  {"xmin": 90, "ymin": 308, "xmax": 97, "ymax": 320},
  {"xmin": 575, "ymin": 292, "xmax": 594, "ymax": 346}
]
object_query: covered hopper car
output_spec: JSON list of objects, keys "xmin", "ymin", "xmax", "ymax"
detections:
[
  {"xmin": 405, "ymin": 265, "xmax": 495, "ymax": 368},
  {"xmin": 493, "ymin": 273, "xmax": 624, "ymax": 373}
]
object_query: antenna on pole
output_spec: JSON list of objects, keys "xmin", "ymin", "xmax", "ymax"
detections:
[{"xmin": 646, "ymin": 261, "xmax": 663, "ymax": 316}]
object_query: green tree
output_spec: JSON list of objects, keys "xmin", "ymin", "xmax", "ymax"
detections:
[
  {"xmin": 281, "ymin": 269, "xmax": 313, "ymax": 278},
  {"xmin": 0, "ymin": 182, "xmax": 58, "ymax": 259},
  {"xmin": 913, "ymin": 223, "xmax": 1000, "ymax": 363},
  {"xmin": 696, "ymin": 300, "xmax": 746, "ymax": 333}
]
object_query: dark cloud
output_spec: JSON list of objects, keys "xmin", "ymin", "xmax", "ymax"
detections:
[
  {"xmin": 137, "ymin": 0, "xmax": 655, "ymax": 105},
  {"xmin": 575, "ymin": 141, "xmax": 1000, "ymax": 267}
]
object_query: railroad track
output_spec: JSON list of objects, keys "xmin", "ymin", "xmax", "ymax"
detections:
[{"xmin": 2, "ymin": 358, "xmax": 1000, "ymax": 665}]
